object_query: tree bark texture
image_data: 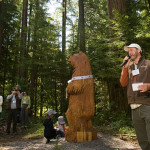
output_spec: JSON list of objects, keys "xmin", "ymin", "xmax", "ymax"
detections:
[
  {"xmin": 0, "ymin": 0, "xmax": 4, "ymax": 60},
  {"xmin": 79, "ymin": 0, "xmax": 85, "ymax": 52},
  {"xmin": 107, "ymin": 81, "xmax": 129, "ymax": 113},
  {"xmin": 62, "ymin": 0, "xmax": 66, "ymax": 53},
  {"xmin": 40, "ymin": 83, "xmax": 43, "ymax": 117},
  {"xmin": 60, "ymin": 0, "xmax": 67, "ymax": 113},
  {"xmin": 20, "ymin": 0, "xmax": 28, "ymax": 84},
  {"xmin": 107, "ymin": 0, "xmax": 126, "ymax": 19},
  {"xmin": 29, "ymin": 0, "xmax": 39, "ymax": 117},
  {"xmin": 148, "ymin": 0, "xmax": 150, "ymax": 9}
]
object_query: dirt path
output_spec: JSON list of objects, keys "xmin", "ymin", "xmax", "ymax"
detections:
[{"xmin": 0, "ymin": 132, "xmax": 141, "ymax": 150}]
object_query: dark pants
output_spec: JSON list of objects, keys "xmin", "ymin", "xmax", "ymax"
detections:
[
  {"xmin": 45, "ymin": 130, "xmax": 64, "ymax": 141},
  {"xmin": 21, "ymin": 104, "xmax": 28, "ymax": 126},
  {"xmin": 6, "ymin": 109, "xmax": 18, "ymax": 133},
  {"xmin": 132, "ymin": 105, "xmax": 150, "ymax": 150},
  {"xmin": 17, "ymin": 108, "xmax": 22, "ymax": 124}
]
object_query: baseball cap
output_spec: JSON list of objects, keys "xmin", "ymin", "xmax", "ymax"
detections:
[
  {"xmin": 124, "ymin": 43, "xmax": 142, "ymax": 52},
  {"xmin": 58, "ymin": 116, "xmax": 65, "ymax": 124},
  {"xmin": 47, "ymin": 109, "xmax": 57, "ymax": 116}
]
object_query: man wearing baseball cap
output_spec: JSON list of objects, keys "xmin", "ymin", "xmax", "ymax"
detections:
[{"xmin": 120, "ymin": 43, "xmax": 150, "ymax": 150}]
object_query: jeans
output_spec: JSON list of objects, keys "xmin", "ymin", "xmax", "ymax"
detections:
[
  {"xmin": 57, "ymin": 130, "xmax": 65, "ymax": 137},
  {"xmin": 132, "ymin": 105, "xmax": 150, "ymax": 150}
]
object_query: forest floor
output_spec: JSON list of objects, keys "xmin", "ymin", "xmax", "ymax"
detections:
[{"xmin": 0, "ymin": 120, "xmax": 141, "ymax": 150}]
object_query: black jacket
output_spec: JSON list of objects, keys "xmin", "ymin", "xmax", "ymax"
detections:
[{"xmin": 43, "ymin": 118, "xmax": 56, "ymax": 139}]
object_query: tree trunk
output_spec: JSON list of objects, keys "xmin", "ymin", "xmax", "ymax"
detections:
[
  {"xmin": 148, "ymin": 0, "xmax": 150, "ymax": 9},
  {"xmin": 107, "ymin": 80, "xmax": 130, "ymax": 113},
  {"xmin": 0, "ymin": 0, "xmax": 4, "ymax": 96},
  {"xmin": 30, "ymin": 72, "xmax": 35, "ymax": 116},
  {"xmin": 31, "ymin": 0, "xmax": 39, "ymax": 117},
  {"xmin": 62, "ymin": 0, "xmax": 66, "ymax": 53},
  {"xmin": 0, "ymin": 0, "xmax": 4, "ymax": 58},
  {"xmin": 107, "ymin": 0, "xmax": 126, "ymax": 19},
  {"xmin": 20, "ymin": 0, "xmax": 28, "ymax": 89},
  {"xmin": 34, "ymin": 76, "xmax": 38, "ymax": 117},
  {"xmin": 2, "ymin": 44, "xmax": 8, "ymax": 102},
  {"xmin": 107, "ymin": 0, "xmax": 128, "ymax": 113},
  {"xmin": 54, "ymin": 75, "xmax": 58, "ymax": 113},
  {"xmin": 79, "ymin": 0, "xmax": 85, "ymax": 52},
  {"xmin": 60, "ymin": 0, "xmax": 67, "ymax": 113},
  {"xmin": 40, "ymin": 82, "xmax": 43, "ymax": 117},
  {"xmin": 27, "ymin": 0, "xmax": 32, "ymax": 53}
]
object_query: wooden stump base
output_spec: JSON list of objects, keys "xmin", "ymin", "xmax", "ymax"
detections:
[{"xmin": 65, "ymin": 130, "xmax": 97, "ymax": 142}]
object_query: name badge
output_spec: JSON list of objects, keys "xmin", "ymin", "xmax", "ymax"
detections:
[
  {"xmin": 23, "ymin": 101, "xmax": 26, "ymax": 104},
  {"xmin": 13, "ymin": 101, "xmax": 16, "ymax": 103},
  {"xmin": 132, "ymin": 83, "xmax": 143, "ymax": 91},
  {"xmin": 132, "ymin": 69, "xmax": 139, "ymax": 76}
]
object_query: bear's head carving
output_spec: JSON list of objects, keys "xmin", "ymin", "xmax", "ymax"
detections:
[{"xmin": 69, "ymin": 51, "xmax": 92, "ymax": 76}]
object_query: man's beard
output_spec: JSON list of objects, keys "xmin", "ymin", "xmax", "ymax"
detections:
[
  {"xmin": 131, "ymin": 53, "xmax": 138, "ymax": 61},
  {"xmin": 131, "ymin": 57, "xmax": 136, "ymax": 61}
]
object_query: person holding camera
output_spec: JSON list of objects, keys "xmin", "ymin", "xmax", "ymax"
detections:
[{"xmin": 6, "ymin": 87, "xmax": 22, "ymax": 135}]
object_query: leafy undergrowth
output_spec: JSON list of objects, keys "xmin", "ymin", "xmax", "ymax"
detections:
[
  {"xmin": 0, "ymin": 117, "xmax": 44, "ymax": 143},
  {"xmin": 22, "ymin": 117, "xmax": 44, "ymax": 139},
  {"xmin": 93, "ymin": 110, "xmax": 138, "ymax": 145},
  {"xmin": 96, "ymin": 124, "xmax": 135, "ymax": 136},
  {"xmin": 93, "ymin": 109, "xmax": 135, "ymax": 134}
]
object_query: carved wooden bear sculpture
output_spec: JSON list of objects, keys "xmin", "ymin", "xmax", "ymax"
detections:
[{"xmin": 65, "ymin": 51, "xmax": 97, "ymax": 142}]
